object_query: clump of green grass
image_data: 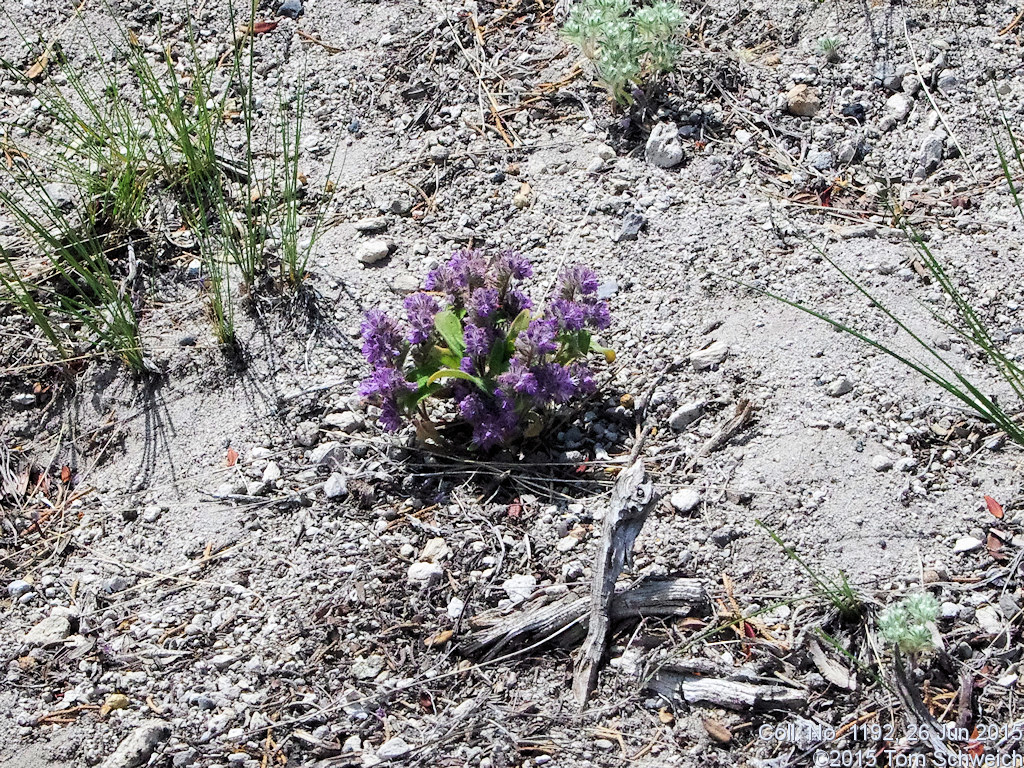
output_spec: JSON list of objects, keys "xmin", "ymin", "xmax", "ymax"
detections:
[
  {"xmin": 817, "ymin": 36, "xmax": 843, "ymax": 64},
  {"xmin": 1, "ymin": 1, "xmax": 337, "ymax": 369},
  {"xmin": 745, "ymin": 109, "xmax": 1024, "ymax": 448},
  {"xmin": 758, "ymin": 520, "xmax": 865, "ymax": 622},
  {"xmin": 562, "ymin": 0, "xmax": 686, "ymax": 105}
]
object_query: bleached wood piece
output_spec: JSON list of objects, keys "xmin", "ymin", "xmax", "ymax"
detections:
[
  {"xmin": 572, "ymin": 460, "xmax": 659, "ymax": 706},
  {"xmin": 459, "ymin": 578, "xmax": 709, "ymax": 659}
]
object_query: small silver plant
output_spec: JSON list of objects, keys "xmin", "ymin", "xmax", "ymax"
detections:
[
  {"xmin": 878, "ymin": 593, "xmax": 941, "ymax": 655},
  {"xmin": 562, "ymin": 0, "xmax": 686, "ymax": 104}
]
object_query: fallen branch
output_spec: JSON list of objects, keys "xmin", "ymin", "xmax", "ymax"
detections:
[
  {"xmin": 647, "ymin": 663, "xmax": 807, "ymax": 712},
  {"xmin": 460, "ymin": 577, "xmax": 709, "ymax": 658},
  {"xmin": 572, "ymin": 460, "xmax": 659, "ymax": 705}
]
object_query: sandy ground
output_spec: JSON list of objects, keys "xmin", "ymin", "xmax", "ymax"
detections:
[{"xmin": 2, "ymin": 0, "xmax": 1024, "ymax": 766}]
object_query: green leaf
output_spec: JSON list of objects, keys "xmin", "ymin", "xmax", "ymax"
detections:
[
  {"xmin": 578, "ymin": 330, "xmax": 592, "ymax": 355},
  {"xmin": 487, "ymin": 337, "xmax": 511, "ymax": 378},
  {"xmin": 434, "ymin": 309, "xmax": 465, "ymax": 358},
  {"xmin": 507, "ymin": 308, "xmax": 531, "ymax": 339},
  {"xmin": 426, "ymin": 367, "xmax": 486, "ymax": 389},
  {"xmin": 401, "ymin": 382, "xmax": 441, "ymax": 410}
]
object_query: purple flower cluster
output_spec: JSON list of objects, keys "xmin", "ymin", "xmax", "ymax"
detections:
[{"xmin": 357, "ymin": 250, "xmax": 613, "ymax": 450}]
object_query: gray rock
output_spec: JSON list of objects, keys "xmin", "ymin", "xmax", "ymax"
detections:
[
  {"xmin": 668, "ymin": 401, "xmax": 704, "ymax": 430},
  {"xmin": 937, "ymin": 74, "xmax": 957, "ymax": 92},
  {"xmin": 914, "ymin": 131, "xmax": 945, "ymax": 178},
  {"xmin": 278, "ymin": 0, "xmax": 302, "ymax": 18},
  {"xmin": 870, "ymin": 454, "xmax": 893, "ymax": 472},
  {"xmin": 10, "ymin": 393, "xmax": 36, "ymax": 408},
  {"xmin": 836, "ymin": 139, "xmax": 860, "ymax": 165},
  {"xmin": 596, "ymin": 279, "xmax": 618, "ymax": 299},
  {"xmin": 645, "ymin": 122, "xmax": 684, "ymax": 168},
  {"xmin": 357, "ymin": 239, "xmax": 392, "ymax": 264},
  {"xmin": 429, "ymin": 145, "xmax": 450, "ymax": 164},
  {"xmin": 807, "ymin": 150, "xmax": 834, "ymax": 171},
  {"xmin": 309, "ymin": 441, "xmax": 343, "ymax": 468},
  {"xmin": 324, "ymin": 473, "xmax": 348, "ymax": 499},
  {"xmin": 354, "ymin": 217, "xmax": 388, "ymax": 234},
  {"xmin": 262, "ymin": 461, "xmax": 282, "ymax": 483},
  {"xmin": 839, "ymin": 224, "xmax": 877, "ymax": 239},
  {"xmin": 377, "ymin": 737, "xmax": 412, "ymax": 761},
  {"xmin": 7, "ymin": 580, "xmax": 33, "ymax": 599},
  {"xmin": 294, "ymin": 420, "xmax": 320, "ymax": 447},
  {"xmin": 209, "ymin": 653, "xmax": 237, "ymax": 670},
  {"xmin": 43, "ymin": 182, "xmax": 76, "ymax": 209},
  {"xmin": 501, "ymin": 574, "xmax": 536, "ymax": 603},
  {"xmin": 886, "ymin": 93, "xmax": 911, "ymax": 121},
  {"xmin": 23, "ymin": 614, "xmax": 72, "ymax": 646},
  {"xmin": 976, "ymin": 605, "xmax": 1003, "ymax": 635},
  {"xmin": 786, "ymin": 85, "xmax": 820, "ymax": 117},
  {"xmin": 894, "ymin": 457, "xmax": 918, "ymax": 473},
  {"xmin": 323, "ymin": 411, "xmax": 366, "ymax": 434},
  {"xmin": 953, "ymin": 536, "xmax": 983, "ymax": 553},
  {"xmin": 343, "ymin": 735, "xmax": 362, "ymax": 753},
  {"xmin": 826, "ymin": 377, "xmax": 854, "ymax": 397},
  {"xmin": 142, "ymin": 505, "xmax": 162, "ymax": 523},
  {"xmin": 351, "ymin": 655, "xmax": 385, "ymax": 680},
  {"xmin": 690, "ymin": 341, "xmax": 729, "ymax": 371},
  {"xmin": 407, "ymin": 561, "xmax": 444, "ymax": 585},
  {"xmin": 385, "ymin": 196, "xmax": 413, "ymax": 216},
  {"xmin": 391, "ymin": 273, "xmax": 420, "ymax": 294},
  {"xmin": 939, "ymin": 601, "xmax": 960, "ymax": 621},
  {"xmin": 613, "ymin": 212, "xmax": 645, "ymax": 242},
  {"xmin": 710, "ymin": 527, "xmax": 735, "ymax": 547},
  {"xmin": 101, "ymin": 720, "xmax": 171, "ymax": 768},
  {"xmin": 103, "ymin": 576, "xmax": 133, "ymax": 594},
  {"xmin": 670, "ymin": 488, "xmax": 701, "ymax": 513}
]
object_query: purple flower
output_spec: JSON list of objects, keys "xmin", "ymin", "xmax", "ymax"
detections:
[
  {"xmin": 504, "ymin": 288, "xmax": 533, "ymax": 315},
  {"xmin": 569, "ymin": 363, "xmax": 597, "ymax": 395},
  {"xmin": 556, "ymin": 265, "xmax": 599, "ymax": 299},
  {"xmin": 458, "ymin": 390, "xmax": 519, "ymax": 449},
  {"xmin": 425, "ymin": 250, "xmax": 490, "ymax": 301},
  {"xmin": 424, "ymin": 261, "xmax": 464, "ymax": 296},
  {"xmin": 450, "ymin": 249, "xmax": 489, "ymax": 287},
  {"xmin": 404, "ymin": 293, "xmax": 440, "ymax": 344},
  {"xmin": 360, "ymin": 310, "xmax": 405, "ymax": 366},
  {"xmin": 516, "ymin": 318, "xmax": 558, "ymax": 358},
  {"xmin": 584, "ymin": 299, "xmax": 611, "ymax": 330},
  {"xmin": 495, "ymin": 250, "xmax": 533, "ymax": 281},
  {"xmin": 379, "ymin": 399, "xmax": 403, "ymax": 431},
  {"xmin": 463, "ymin": 322, "xmax": 493, "ymax": 359},
  {"xmin": 469, "ymin": 288, "xmax": 499, "ymax": 321},
  {"xmin": 358, "ymin": 367, "xmax": 416, "ymax": 432},
  {"xmin": 534, "ymin": 362, "xmax": 576, "ymax": 403},
  {"xmin": 550, "ymin": 299, "xmax": 588, "ymax": 332},
  {"xmin": 358, "ymin": 366, "xmax": 415, "ymax": 399},
  {"xmin": 498, "ymin": 359, "xmax": 539, "ymax": 396}
]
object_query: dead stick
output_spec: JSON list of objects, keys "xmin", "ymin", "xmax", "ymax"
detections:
[{"xmin": 571, "ymin": 460, "xmax": 659, "ymax": 705}]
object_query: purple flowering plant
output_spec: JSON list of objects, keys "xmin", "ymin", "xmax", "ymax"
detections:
[{"xmin": 357, "ymin": 249, "xmax": 614, "ymax": 449}]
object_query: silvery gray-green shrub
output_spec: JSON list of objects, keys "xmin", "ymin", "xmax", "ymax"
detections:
[
  {"xmin": 562, "ymin": 0, "xmax": 686, "ymax": 105},
  {"xmin": 878, "ymin": 594, "xmax": 941, "ymax": 655}
]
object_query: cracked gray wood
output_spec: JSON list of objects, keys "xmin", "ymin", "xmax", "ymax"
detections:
[
  {"xmin": 460, "ymin": 577, "xmax": 709, "ymax": 659},
  {"xmin": 571, "ymin": 459, "xmax": 659, "ymax": 706}
]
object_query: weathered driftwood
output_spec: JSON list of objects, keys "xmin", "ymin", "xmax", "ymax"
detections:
[
  {"xmin": 459, "ymin": 578, "xmax": 709, "ymax": 659},
  {"xmin": 892, "ymin": 652, "xmax": 955, "ymax": 758},
  {"xmin": 572, "ymin": 460, "xmax": 659, "ymax": 705},
  {"xmin": 648, "ymin": 664, "xmax": 808, "ymax": 712},
  {"xmin": 807, "ymin": 636, "xmax": 857, "ymax": 691}
]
